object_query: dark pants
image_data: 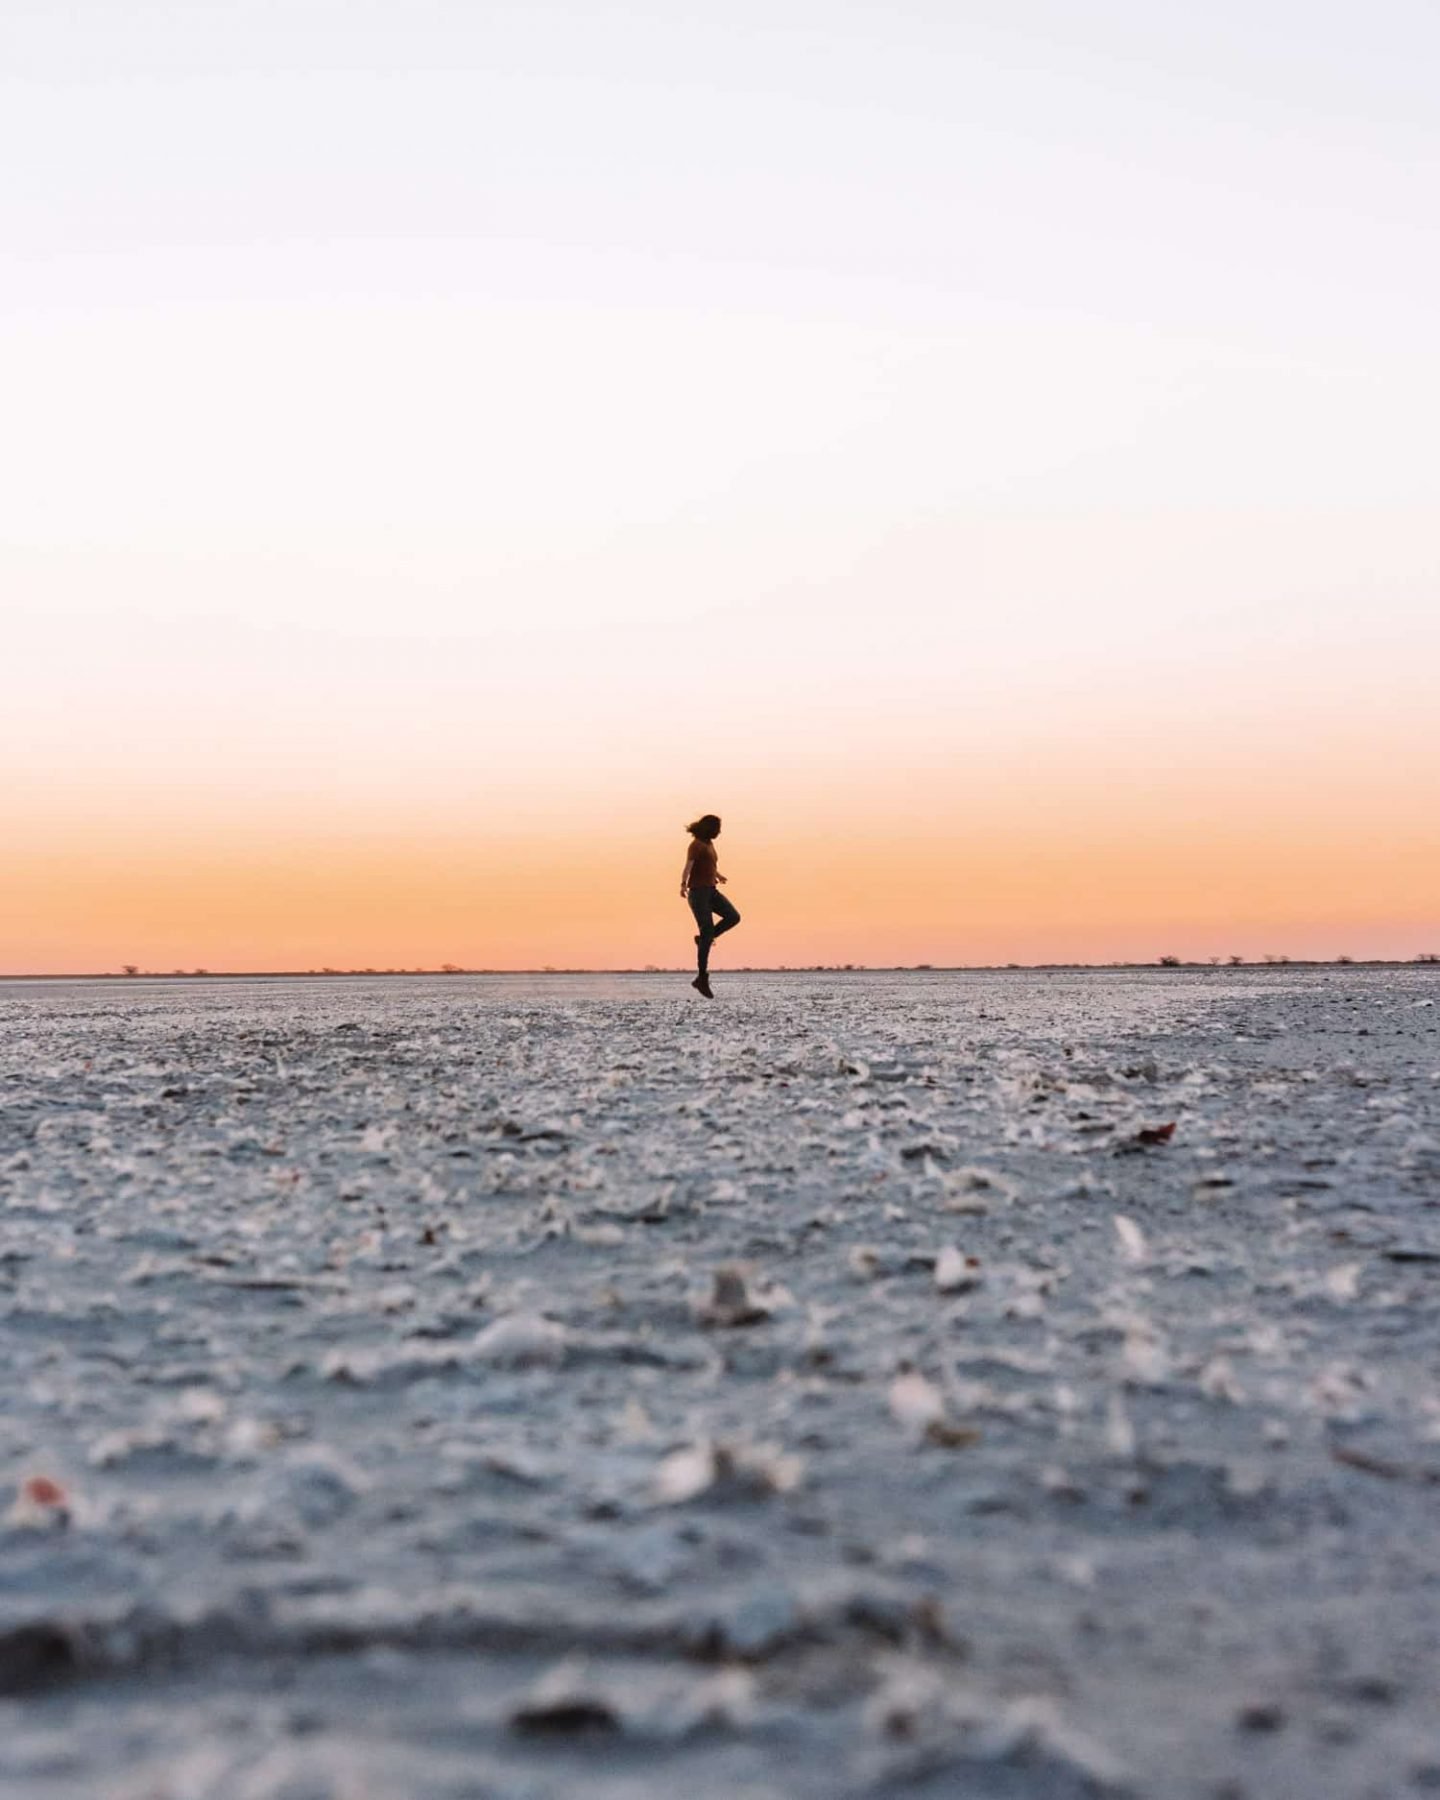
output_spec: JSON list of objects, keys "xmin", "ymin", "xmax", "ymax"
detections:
[{"xmin": 688, "ymin": 885, "xmax": 740, "ymax": 975}]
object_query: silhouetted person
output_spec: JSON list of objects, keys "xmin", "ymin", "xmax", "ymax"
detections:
[{"xmin": 680, "ymin": 813, "xmax": 740, "ymax": 999}]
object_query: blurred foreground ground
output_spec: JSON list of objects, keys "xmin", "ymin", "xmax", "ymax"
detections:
[{"xmin": 2, "ymin": 968, "xmax": 1439, "ymax": 1799}]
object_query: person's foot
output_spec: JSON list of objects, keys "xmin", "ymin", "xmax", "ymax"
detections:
[{"xmin": 691, "ymin": 974, "xmax": 714, "ymax": 999}]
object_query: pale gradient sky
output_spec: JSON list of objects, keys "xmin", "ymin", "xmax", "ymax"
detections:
[{"xmin": 4, "ymin": 1, "xmax": 1437, "ymax": 971}]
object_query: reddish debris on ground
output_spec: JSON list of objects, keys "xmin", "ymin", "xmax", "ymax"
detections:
[{"xmin": 22, "ymin": 1475, "xmax": 68, "ymax": 1508}]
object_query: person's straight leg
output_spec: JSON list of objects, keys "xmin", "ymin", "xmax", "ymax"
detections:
[{"xmin": 688, "ymin": 887, "xmax": 717, "ymax": 976}]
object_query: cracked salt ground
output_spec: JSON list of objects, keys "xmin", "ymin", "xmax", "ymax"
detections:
[{"xmin": 2, "ymin": 968, "xmax": 1440, "ymax": 1799}]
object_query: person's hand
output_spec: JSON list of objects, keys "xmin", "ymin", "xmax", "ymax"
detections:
[
  {"xmin": 679, "ymin": 887, "xmax": 689, "ymax": 900},
  {"xmin": 715, "ymin": 873, "xmax": 727, "ymax": 884}
]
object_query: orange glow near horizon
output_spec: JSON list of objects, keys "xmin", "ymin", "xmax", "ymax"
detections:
[
  {"xmin": 7, "ymin": 633, "xmax": 1439, "ymax": 972},
  {"xmin": 2, "ymin": 633, "xmax": 1440, "ymax": 972},
  {"xmin": 6, "ymin": 756, "xmax": 1437, "ymax": 973},
  {"xmin": 6, "ymin": 630, "xmax": 1440, "ymax": 973}
]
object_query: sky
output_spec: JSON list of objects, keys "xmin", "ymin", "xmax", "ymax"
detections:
[{"xmin": 4, "ymin": 0, "xmax": 1437, "ymax": 972}]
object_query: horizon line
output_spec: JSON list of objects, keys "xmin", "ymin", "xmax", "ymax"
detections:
[{"xmin": 4, "ymin": 957, "xmax": 1439, "ymax": 982}]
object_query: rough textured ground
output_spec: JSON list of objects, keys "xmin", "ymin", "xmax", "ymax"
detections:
[{"xmin": 2, "ymin": 968, "xmax": 1439, "ymax": 1799}]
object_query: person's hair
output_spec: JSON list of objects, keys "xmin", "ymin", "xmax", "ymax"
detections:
[{"xmin": 687, "ymin": 814, "xmax": 722, "ymax": 841}]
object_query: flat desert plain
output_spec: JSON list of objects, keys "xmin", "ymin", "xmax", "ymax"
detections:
[{"xmin": 2, "ymin": 968, "xmax": 1439, "ymax": 1799}]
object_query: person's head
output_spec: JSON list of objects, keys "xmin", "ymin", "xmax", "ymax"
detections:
[{"xmin": 687, "ymin": 814, "xmax": 722, "ymax": 842}]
